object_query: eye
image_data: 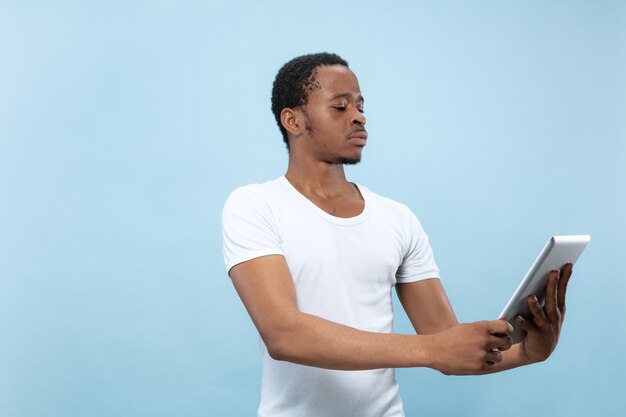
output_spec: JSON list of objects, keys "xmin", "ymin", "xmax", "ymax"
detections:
[{"xmin": 333, "ymin": 105, "xmax": 347, "ymax": 111}]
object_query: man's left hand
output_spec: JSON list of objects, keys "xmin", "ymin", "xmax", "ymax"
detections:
[{"xmin": 516, "ymin": 263, "xmax": 574, "ymax": 363}]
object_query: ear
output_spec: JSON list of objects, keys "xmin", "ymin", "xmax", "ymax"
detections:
[{"xmin": 280, "ymin": 108, "xmax": 304, "ymax": 137}]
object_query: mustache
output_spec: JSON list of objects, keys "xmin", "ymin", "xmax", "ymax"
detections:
[{"xmin": 347, "ymin": 128, "xmax": 367, "ymax": 138}]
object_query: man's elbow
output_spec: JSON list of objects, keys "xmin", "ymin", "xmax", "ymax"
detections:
[
  {"xmin": 264, "ymin": 333, "xmax": 294, "ymax": 362},
  {"xmin": 261, "ymin": 325, "xmax": 303, "ymax": 362}
]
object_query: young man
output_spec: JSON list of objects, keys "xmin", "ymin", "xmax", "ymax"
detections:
[{"xmin": 222, "ymin": 53, "xmax": 572, "ymax": 417}]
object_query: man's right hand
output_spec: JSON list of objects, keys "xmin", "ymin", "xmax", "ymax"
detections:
[{"xmin": 426, "ymin": 320, "xmax": 513, "ymax": 375}]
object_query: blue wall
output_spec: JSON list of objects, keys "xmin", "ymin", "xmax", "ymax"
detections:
[{"xmin": 1, "ymin": 1, "xmax": 624, "ymax": 416}]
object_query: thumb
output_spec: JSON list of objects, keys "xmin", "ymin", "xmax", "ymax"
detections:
[{"xmin": 516, "ymin": 315, "xmax": 535, "ymax": 334}]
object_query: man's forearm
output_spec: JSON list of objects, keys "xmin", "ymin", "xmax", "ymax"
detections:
[
  {"xmin": 264, "ymin": 311, "xmax": 433, "ymax": 370},
  {"xmin": 262, "ymin": 311, "xmax": 515, "ymax": 375},
  {"xmin": 230, "ymin": 257, "xmax": 513, "ymax": 375}
]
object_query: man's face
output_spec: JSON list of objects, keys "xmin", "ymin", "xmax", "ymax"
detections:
[{"xmin": 297, "ymin": 65, "xmax": 367, "ymax": 165}]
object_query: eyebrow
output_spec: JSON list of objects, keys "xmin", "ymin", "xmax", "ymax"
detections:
[{"xmin": 330, "ymin": 93, "xmax": 365, "ymax": 103}]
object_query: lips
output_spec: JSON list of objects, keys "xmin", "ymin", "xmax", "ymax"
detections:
[{"xmin": 348, "ymin": 130, "xmax": 368, "ymax": 146}]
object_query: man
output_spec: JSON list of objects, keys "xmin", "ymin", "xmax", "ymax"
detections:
[{"xmin": 222, "ymin": 52, "xmax": 572, "ymax": 417}]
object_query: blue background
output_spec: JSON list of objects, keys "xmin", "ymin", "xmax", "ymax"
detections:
[{"xmin": 1, "ymin": 1, "xmax": 624, "ymax": 416}]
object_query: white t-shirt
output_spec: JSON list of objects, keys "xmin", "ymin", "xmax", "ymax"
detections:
[{"xmin": 222, "ymin": 176, "xmax": 439, "ymax": 417}]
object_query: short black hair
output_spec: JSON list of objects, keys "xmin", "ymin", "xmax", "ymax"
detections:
[{"xmin": 271, "ymin": 52, "xmax": 349, "ymax": 149}]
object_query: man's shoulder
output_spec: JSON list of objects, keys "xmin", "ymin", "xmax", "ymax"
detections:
[
  {"xmin": 223, "ymin": 177, "xmax": 290, "ymax": 218},
  {"xmin": 359, "ymin": 184, "xmax": 414, "ymax": 217},
  {"xmin": 226, "ymin": 177, "xmax": 284, "ymax": 201}
]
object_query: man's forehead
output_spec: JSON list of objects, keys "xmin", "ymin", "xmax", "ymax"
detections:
[{"xmin": 312, "ymin": 65, "xmax": 362, "ymax": 98}]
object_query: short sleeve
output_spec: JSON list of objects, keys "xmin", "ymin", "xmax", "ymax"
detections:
[
  {"xmin": 222, "ymin": 187, "xmax": 284, "ymax": 273},
  {"xmin": 395, "ymin": 210, "xmax": 439, "ymax": 283}
]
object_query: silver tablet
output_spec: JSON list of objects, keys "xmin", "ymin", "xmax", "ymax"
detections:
[{"xmin": 499, "ymin": 235, "xmax": 590, "ymax": 343}]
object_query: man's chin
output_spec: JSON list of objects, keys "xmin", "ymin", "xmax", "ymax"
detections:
[{"xmin": 336, "ymin": 156, "xmax": 361, "ymax": 165}]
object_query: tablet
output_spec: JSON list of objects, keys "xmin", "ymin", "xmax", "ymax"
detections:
[{"xmin": 499, "ymin": 235, "xmax": 590, "ymax": 343}]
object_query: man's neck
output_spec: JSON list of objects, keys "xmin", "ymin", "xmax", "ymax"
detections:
[{"xmin": 285, "ymin": 157, "xmax": 352, "ymax": 199}]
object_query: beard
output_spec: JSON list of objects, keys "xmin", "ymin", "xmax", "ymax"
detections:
[{"xmin": 335, "ymin": 155, "xmax": 361, "ymax": 165}]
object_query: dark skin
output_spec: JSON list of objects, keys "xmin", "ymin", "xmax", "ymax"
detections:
[
  {"xmin": 281, "ymin": 64, "xmax": 366, "ymax": 218},
  {"xmin": 229, "ymin": 64, "xmax": 574, "ymax": 374}
]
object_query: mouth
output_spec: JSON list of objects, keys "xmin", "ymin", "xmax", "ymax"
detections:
[{"xmin": 347, "ymin": 130, "xmax": 368, "ymax": 146}]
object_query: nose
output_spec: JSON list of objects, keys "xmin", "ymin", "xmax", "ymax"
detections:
[{"xmin": 352, "ymin": 108, "xmax": 366, "ymax": 126}]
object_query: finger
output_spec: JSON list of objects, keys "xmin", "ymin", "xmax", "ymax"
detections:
[
  {"xmin": 485, "ymin": 349, "xmax": 503, "ymax": 366},
  {"xmin": 487, "ymin": 333, "xmax": 513, "ymax": 351},
  {"xmin": 543, "ymin": 270, "xmax": 560, "ymax": 322},
  {"xmin": 557, "ymin": 263, "xmax": 573, "ymax": 314},
  {"xmin": 496, "ymin": 335, "xmax": 513, "ymax": 351},
  {"xmin": 527, "ymin": 294, "xmax": 550, "ymax": 330},
  {"xmin": 487, "ymin": 319, "xmax": 513, "ymax": 336},
  {"xmin": 516, "ymin": 315, "xmax": 538, "ymax": 336},
  {"xmin": 516, "ymin": 315, "xmax": 541, "ymax": 345}
]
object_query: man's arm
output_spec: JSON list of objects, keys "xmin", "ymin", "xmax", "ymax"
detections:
[
  {"xmin": 395, "ymin": 278, "xmax": 459, "ymax": 335},
  {"xmin": 229, "ymin": 254, "xmax": 512, "ymax": 374},
  {"xmin": 396, "ymin": 263, "xmax": 574, "ymax": 374}
]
